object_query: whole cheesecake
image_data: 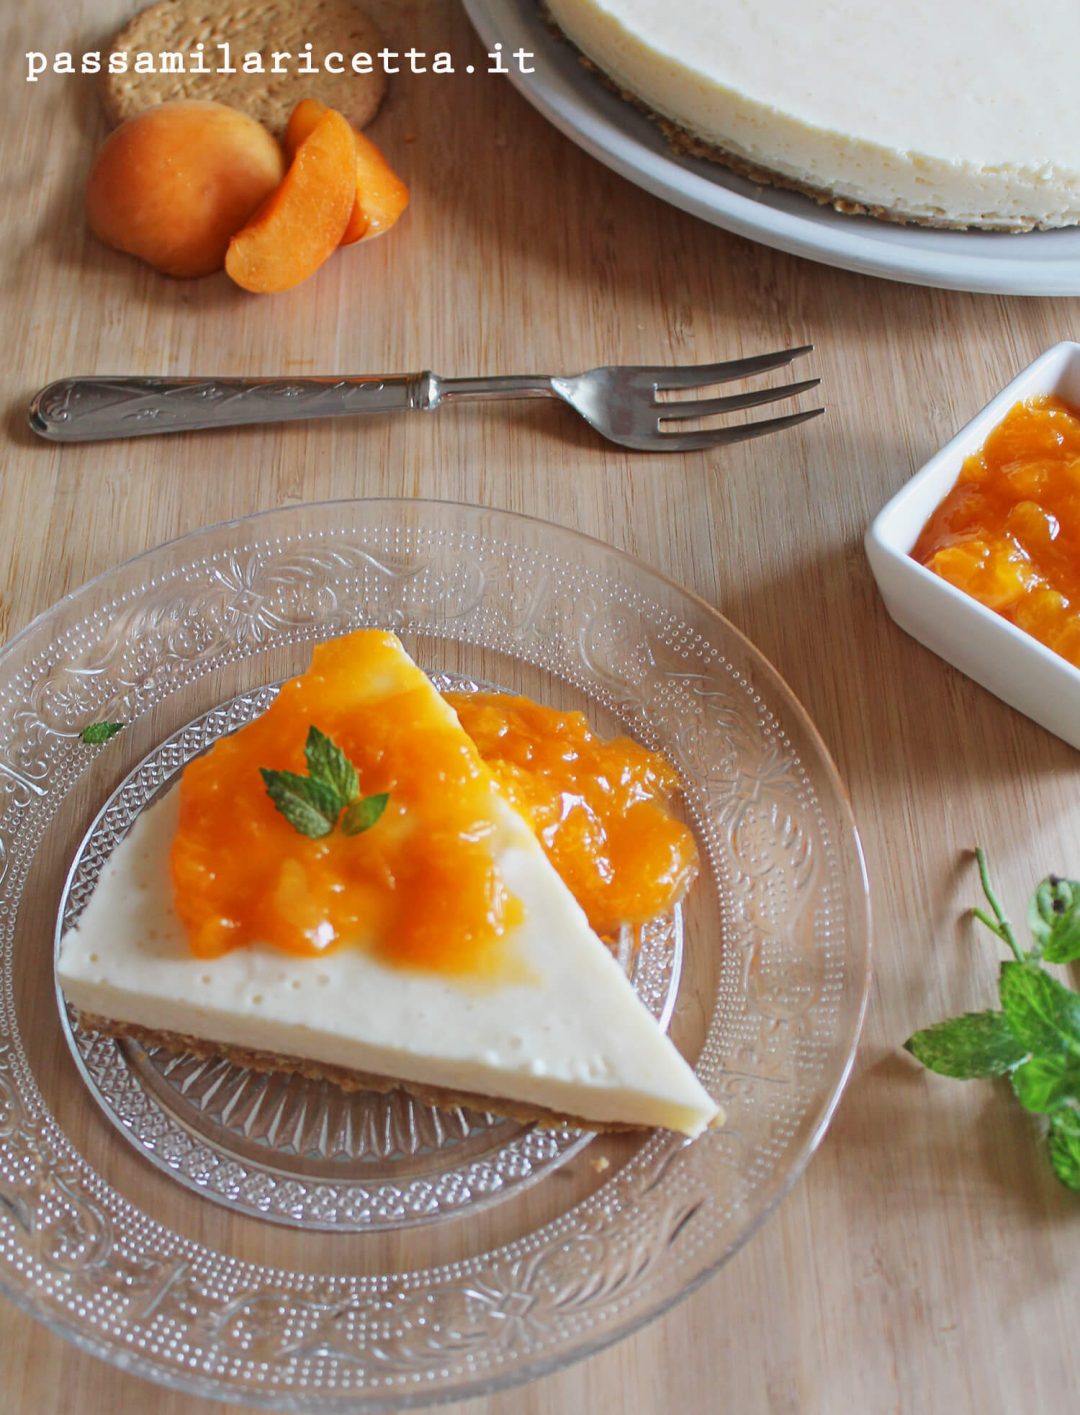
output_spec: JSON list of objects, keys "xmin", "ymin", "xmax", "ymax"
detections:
[{"xmin": 546, "ymin": 0, "xmax": 1080, "ymax": 230}]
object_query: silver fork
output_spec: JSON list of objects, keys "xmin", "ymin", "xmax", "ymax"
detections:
[{"xmin": 28, "ymin": 346, "xmax": 822, "ymax": 450}]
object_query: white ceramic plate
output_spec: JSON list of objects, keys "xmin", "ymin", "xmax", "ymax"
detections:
[
  {"xmin": 866, "ymin": 342, "xmax": 1080, "ymax": 749},
  {"xmin": 464, "ymin": 0, "xmax": 1080, "ymax": 296}
]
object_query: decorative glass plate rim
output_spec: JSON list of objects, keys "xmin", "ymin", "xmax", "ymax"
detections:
[
  {"xmin": 462, "ymin": 0, "xmax": 1080, "ymax": 296},
  {"xmin": 0, "ymin": 497, "xmax": 872, "ymax": 1409}
]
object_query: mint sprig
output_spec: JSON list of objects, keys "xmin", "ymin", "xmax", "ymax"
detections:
[
  {"xmin": 261, "ymin": 727, "xmax": 388, "ymax": 841},
  {"xmin": 905, "ymin": 848, "xmax": 1080, "ymax": 1191}
]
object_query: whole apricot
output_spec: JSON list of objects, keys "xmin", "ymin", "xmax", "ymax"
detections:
[{"xmin": 86, "ymin": 100, "xmax": 285, "ymax": 278}]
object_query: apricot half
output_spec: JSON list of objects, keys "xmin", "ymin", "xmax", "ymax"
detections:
[
  {"xmin": 225, "ymin": 108, "xmax": 356, "ymax": 293},
  {"xmin": 86, "ymin": 100, "xmax": 285, "ymax": 279},
  {"xmin": 284, "ymin": 98, "xmax": 409, "ymax": 245}
]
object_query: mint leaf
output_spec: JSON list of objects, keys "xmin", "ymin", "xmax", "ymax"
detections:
[
  {"xmin": 305, "ymin": 726, "xmax": 357, "ymax": 808},
  {"xmin": 1049, "ymin": 1110, "xmax": 1080, "ymax": 1190},
  {"xmin": 261, "ymin": 769, "xmax": 341, "ymax": 839},
  {"xmin": 1011, "ymin": 1054, "xmax": 1080, "ymax": 1113},
  {"xmin": 1029, "ymin": 877, "xmax": 1080, "ymax": 964},
  {"xmin": 79, "ymin": 721, "xmax": 125, "ymax": 744},
  {"xmin": 999, "ymin": 960, "xmax": 1080, "ymax": 1058},
  {"xmin": 341, "ymin": 792, "xmax": 389, "ymax": 837},
  {"xmin": 261, "ymin": 728, "xmax": 389, "ymax": 841},
  {"xmin": 904, "ymin": 1011, "xmax": 1028, "ymax": 1078}
]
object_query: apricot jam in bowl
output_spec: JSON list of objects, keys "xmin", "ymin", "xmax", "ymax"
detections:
[{"xmin": 866, "ymin": 341, "xmax": 1080, "ymax": 751}]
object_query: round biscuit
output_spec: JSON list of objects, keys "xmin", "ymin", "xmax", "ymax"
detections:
[{"xmin": 102, "ymin": 0, "xmax": 387, "ymax": 135}]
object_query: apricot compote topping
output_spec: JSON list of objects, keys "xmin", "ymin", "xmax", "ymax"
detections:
[
  {"xmin": 171, "ymin": 631, "xmax": 698, "ymax": 972},
  {"xmin": 171, "ymin": 632, "xmax": 520, "ymax": 973},
  {"xmin": 446, "ymin": 693, "xmax": 699, "ymax": 939},
  {"xmin": 912, "ymin": 398, "xmax": 1080, "ymax": 667}
]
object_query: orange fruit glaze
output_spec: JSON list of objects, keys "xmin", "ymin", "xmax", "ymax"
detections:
[
  {"xmin": 171, "ymin": 632, "xmax": 520, "ymax": 973},
  {"xmin": 912, "ymin": 397, "xmax": 1080, "ymax": 667},
  {"xmin": 446, "ymin": 693, "xmax": 699, "ymax": 939},
  {"xmin": 170, "ymin": 631, "xmax": 698, "ymax": 972}
]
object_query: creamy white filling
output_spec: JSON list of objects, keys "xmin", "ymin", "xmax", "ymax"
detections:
[
  {"xmin": 548, "ymin": 0, "xmax": 1080, "ymax": 229},
  {"xmin": 58, "ymin": 785, "xmax": 720, "ymax": 1136}
]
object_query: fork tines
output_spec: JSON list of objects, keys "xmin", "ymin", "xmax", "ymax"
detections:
[{"xmin": 650, "ymin": 344, "xmax": 823, "ymax": 450}]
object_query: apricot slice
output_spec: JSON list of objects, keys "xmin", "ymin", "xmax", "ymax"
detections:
[
  {"xmin": 225, "ymin": 109, "xmax": 356, "ymax": 293},
  {"xmin": 86, "ymin": 100, "xmax": 285, "ymax": 279},
  {"xmin": 285, "ymin": 98, "xmax": 367, "ymax": 244},
  {"xmin": 284, "ymin": 98, "xmax": 409, "ymax": 246},
  {"xmin": 352, "ymin": 128, "xmax": 411, "ymax": 240}
]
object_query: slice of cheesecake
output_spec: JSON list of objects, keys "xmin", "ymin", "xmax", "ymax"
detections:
[{"xmin": 58, "ymin": 631, "xmax": 719, "ymax": 1137}]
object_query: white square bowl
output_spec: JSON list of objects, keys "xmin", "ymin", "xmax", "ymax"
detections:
[{"xmin": 865, "ymin": 341, "xmax": 1080, "ymax": 751}]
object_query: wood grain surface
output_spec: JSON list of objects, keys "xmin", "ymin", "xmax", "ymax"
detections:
[{"xmin": 3, "ymin": 2, "xmax": 1080, "ymax": 1411}]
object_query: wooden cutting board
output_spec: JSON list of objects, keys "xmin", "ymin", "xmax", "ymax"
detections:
[{"xmin": 2, "ymin": 0, "xmax": 1079, "ymax": 1410}]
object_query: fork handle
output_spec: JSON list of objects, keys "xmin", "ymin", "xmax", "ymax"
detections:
[{"xmin": 28, "ymin": 373, "xmax": 558, "ymax": 443}]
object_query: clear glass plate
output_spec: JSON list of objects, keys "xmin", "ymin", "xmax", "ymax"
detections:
[
  {"xmin": 0, "ymin": 499, "xmax": 869, "ymax": 1409},
  {"xmin": 55, "ymin": 675, "xmax": 684, "ymax": 1233}
]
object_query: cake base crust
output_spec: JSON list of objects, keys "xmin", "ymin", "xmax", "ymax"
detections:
[
  {"xmin": 77, "ymin": 1012, "xmax": 648, "ymax": 1133},
  {"xmin": 651, "ymin": 115, "xmax": 1037, "ymax": 235}
]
